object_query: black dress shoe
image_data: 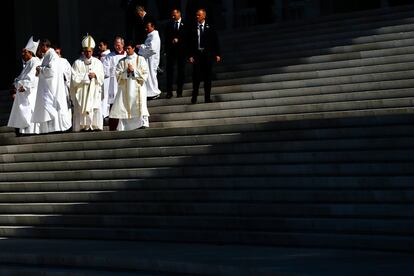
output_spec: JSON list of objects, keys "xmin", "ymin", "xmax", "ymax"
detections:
[
  {"xmin": 166, "ymin": 93, "xmax": 173, "ymax": 99},
  {"xmin": 176, "ymin": 94, "xmax": 182, "ymax": 98},
  {"xmin": 191, "ymin": 97, "xmax": 197, "ymax": 104},
  {"xmin": 205, "ymin": 98, "xmax": 213, "ymax": 103}
]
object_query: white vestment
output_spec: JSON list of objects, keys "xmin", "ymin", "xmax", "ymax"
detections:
[
  {"xmin": 32, "ymin": 48, "xmax": 72, "ymax": 133},
  {"xmin": 100, "ymin": 49, "xmax": 111, "ymax": 117},
  {"xmin": 139, "ymin": 30, "xmax": 161, "ymax": 97},
  {"xmin": 109, "ymin": 53, "xmax": 149, "ymax": 131},
  {"xmin": 102, "ymin": 51, "xmax": 126, "ymax": 105},
  {"xmin": 58, "ymin": 57, "xmax": 72, "ymax": 103},
  {"xmin": 7, "ymin": 57, "xmax": 41, "ymax": 134},
  {"xmin": 70, "ymin": 56, "xmax": 104, "ymax": 131}
]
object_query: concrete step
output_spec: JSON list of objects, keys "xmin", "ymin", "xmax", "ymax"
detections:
[
  {"xmin": 150, "ymin": 98, "xmax": 414, "ymax": 124},
  {"xmin": 222, "ymin": 23, "xmax": 414, "ymax": 60},
  {"xmin": 0, "ymin": 162, "xmax": 412, "ymax": 182},
  {"xmin": 0, "ymin": 266, "xmax": 148, "ymax": 276},
  {"xmin": 0, "ymin": 215, "xmax": 412, "ymax": 236},
  {"xmin": 222, "ymin": 16, "xmax": 414, "ymax": 45},
  {"xmin": 1, "ymin": 176, "xmax": 414, "ymax": 193},
  {"xmin": 153, "ymin": 77, "xmax": 414, "ymax": 116},
  {"xmin": 222, "ymin": 5, "xmax": 414, "ymax": 40},
  {"xmin": 1, "ymin": 149, "xmax": 413, "ymax": 173},
  {"xmin": 2, "ymin": 136, "xmax": 413, "ymax": 163},
  {"xmin": 0, "ymin": 188, "xmax": 413, "ymax": 203},
  {"xmin": 0, "ymin": 226, "xmax": 413, "ymax": 251},
  {"xmin": 202, "ymin": 60, "xmax": 414, "ymax": 90},
  {"xmin": 1, "ymin": 202, "xmax": 413, "ymax": 218},
  {"xmin": 149, "ymin": 107, "xmax": 414, "ymax": 129},
  {"xmin": 216, "ymin": 49, "xmax": 414, "ymax": 80},
  {"xmin": 1, "ymin": 124, "xmax": 413, "ymax": 158},
  {"xmin": 1, "ymin": 239, "xmax": 412, "ymax": 276},
  {"xmin": 2, "ymin": 113, "xmax": 414, "ymax": 148},
  {"xmin": 220, "ymin": 35, "xmax": 414, "ymax": 68},
  {"xmin": 215, "ymin": 43, "xmax": 414, "ymax": 75},
  {"xmin": 151, "ymin": 88, "xmax": 414, "ymax": 116},
  {"xmin": 151, "ymin": 78, "xmax": 414, "ymax": 108}
]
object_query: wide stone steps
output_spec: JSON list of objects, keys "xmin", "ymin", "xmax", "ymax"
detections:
[
  {"xmin": 149, "ymin": 106, "xmax": 414, "ymax": 129},
  {"xmin": 222, "ymin": 6, "xmax": 414, "ymax": 42},
  {"xmin": 184, "ymin": 59, "xmax": 414, "ymax": 92},
  {"xmin": 1, "ymin": 201, "xmax": 413, "ymax": 217},
  {"xmin": 1, "ymin": 175, "xmax": 414, "ymax": 192},
  {"xmin": 164, "ymin": 69, "xmax": 414, "ymax": 102},
  {"xmin": 0, "ymin": 188, "xmax": 413, "ymax": 203},
  {"xmin": 0, "ymin": 4, "xmax": 414, "ymax": 258},
  {"xmin": 216, "ymin": 42, "xmax": 414, "ymax": 76},
  {"xmin": 1, "ymin": 136, "xmax": 412, "ymax": 163},
  {"xmin": 0, "ymin": 162, "xmax": 412, "ymax": 182},
  {"xmin": 0, "ymin": 226, "xmax": 412, "ymax": 251},
  {"xmin": 0, "ymin": 215, "xmax": 413, "ymax": 236},
  {"xmin": 0, "ymin": 149, "xmax": 413, "ymax": 173},
  {"xmin": 221, "ymin": 23, "xmax": 414, "ymax": 62},
  {"xmin": 217, "ymin": 39, "xmax": 414, "ymax": 76},
  {"xmin": 2, "ymin": 113, "xmax": 412, "ymax": 146},
  {"xmin": 216, "ymin": 48, "xmax": 414, "ymax": 79}
]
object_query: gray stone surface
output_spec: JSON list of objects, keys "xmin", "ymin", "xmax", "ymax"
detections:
[{"xmin": 0, "ymin": 239, "xmax": 413, "ymax": 275}]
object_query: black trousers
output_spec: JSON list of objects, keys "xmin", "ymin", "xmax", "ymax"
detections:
[
  {"xmin": 192, "ymin": 50, "xmax": 213, "ymax": 101},
  {"xmin": 166, "ymin": 51, "xmax": 186, "ymax": 96}
]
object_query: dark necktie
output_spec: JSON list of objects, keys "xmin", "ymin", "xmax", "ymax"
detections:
[
  {"xmin": 199, "ymin": 24, "xmax": 205, "ymax": 49},
  {"xmin": 175, "ymin": 21, "xmax": 179, "ymax": 31}
]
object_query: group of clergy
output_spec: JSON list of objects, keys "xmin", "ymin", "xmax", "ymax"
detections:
[{"xmin": 8, "ymin": 34, "xmax": 151, "ymax": 135}]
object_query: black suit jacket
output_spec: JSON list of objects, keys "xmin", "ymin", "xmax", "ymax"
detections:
[
  {"xmin": 188, "ymin": 22, "xmax": 221, "ymax": 60},
  {"xmin": 164, "ymin": 19, "xmax": 188, "ymax": 56},
  {"xmin": 135, "ymin": 13, "xmax": 156, "ymax": 44}
]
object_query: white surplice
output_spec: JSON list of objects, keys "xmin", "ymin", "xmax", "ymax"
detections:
[
  {"xmin": 7, "ymin": 56, "xmax": 41, "ymax": 134},
  {"xmin": 58, "ymin": 57, "xmax": 72, "ymax": 103},
  {"xmin": 102, "ymin": 51, "xmax": 126, "ymax": 105},
  {"xmin": 32, "ymin": 48, "xmax": 72, "ymax": 133},
  {"xmin": 100, "ymin": 49, "xmax": 111, "ymax": 117},
  {"xmin": 139, "ymin": 30, "xmax": 161, "ymax": 97},
  {"xmin": 70, "ymin": 56, "xmax": 105, "ymax": 131},
  {"xmin": 109, "ymin": 53, "xmax": 149, "ymax": 131}
]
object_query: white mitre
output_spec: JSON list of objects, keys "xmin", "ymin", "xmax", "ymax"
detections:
[
  {"xmin": 25, "ymin": 36, "xmax": 39, "ymax": 55},
  {"xmin": 81, "ymin": 34, "xmax": 96, "ymax": 49}
]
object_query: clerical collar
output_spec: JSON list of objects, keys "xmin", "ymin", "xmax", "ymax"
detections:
[
  {"xmin": 84, "ymin": 58, "xmax": 92, "ymax": 65},
  {"xmin": 116, "ymin": 51, "xmax": 125, "ymax": 55},
  {"xmin": 126, "ymin": 53, "xmax": 136, "ymax": 59}
]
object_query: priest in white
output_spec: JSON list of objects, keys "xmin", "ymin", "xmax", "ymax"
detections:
[
  {"xmin": 137, "ymin": 21, "xmax": 161, "ymax": 98},
  {"xmin": 98, "ymin": 39, "xmax": 111, "ymax": 118},
  {"xmin": 8, "ymin": 36, "xmax": 41, "ymax": 134},
  {"xmin": 70, "ymin": 35, "xmax": 105, "ymax": 132},
  {"xmin": 110, "ymin": 41, "xmax": 149, "ymax": 131},
  {"xmin": 55, "ymin": 47, "xmax": 72, "ymax": 113},
  {"xmin": 102, "ymin": 36, "xmax": 126, "ymax": 130},
  {"xmin": 32, "ymin": 39, "xmax": 72, "ymax": 133}
]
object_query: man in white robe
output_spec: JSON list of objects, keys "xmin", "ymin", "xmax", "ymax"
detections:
[
  {"xmin": 55, "ymin": 47, "xmax": 72, "ymax": 111},
  {"xmin": 32, "ymin": 39, "xmax": 72, "ymax": 133},
  {"xmin": 8, "ymin": 37, "xmax": 41, "ymax": 135},
  {"xmin": 102, "ymin": 36, "xmax": 126, "ymax": 130},
  {"xmin": 137, "ymin": 21, "xmax": 161, "ymax": 99},
  {"xmin": 98, "ymin": 39, "xmax": 111, "ymax": 118},
  {"xmin": 70, "ymin": 35, "xmax": 105, "ymax": 132},
  {"xmin": 110, "ymin": 41, "xmax": 149, "ymax": 131}
]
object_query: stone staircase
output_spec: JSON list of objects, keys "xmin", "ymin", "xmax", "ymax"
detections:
[{"xmin": 0, "ymin": 4, "xmax": 414, "ymax": 275}]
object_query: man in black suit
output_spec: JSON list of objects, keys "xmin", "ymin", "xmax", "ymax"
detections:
[
  {"xmin": 121, "ymin": 0, "xmax": 140, "ymax": 42},
  {"xmin": 135, "ymin": 5, "xmax": 156, "ymax": 45},
  {"xmin": 164, "ymin": 8, "xmax": 187, "ymax": 99},
  {"xmin": 188, "ymin": 9, "xmax": 221, "ymax": 104}
]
